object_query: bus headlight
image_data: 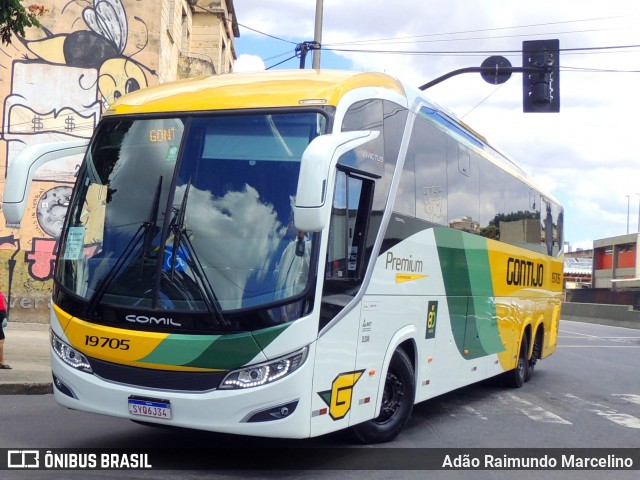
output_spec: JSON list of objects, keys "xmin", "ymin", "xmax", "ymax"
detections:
[
  {"xmin": 219, "ymin": 347, "xmax": 308, "ymax": 389},
  {"xmin": 51, "ymin": 330, "xmax": 93, "ymax": 373}
]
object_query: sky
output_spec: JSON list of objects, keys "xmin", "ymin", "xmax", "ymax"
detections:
[{"xmin": 232, "ymin": 0, "xmax": 640, "ymax": 251}]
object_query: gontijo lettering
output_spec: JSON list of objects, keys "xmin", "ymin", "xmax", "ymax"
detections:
[
  {"xmin": 506, "ymin": 257, "xmax": 544, "ymax": 287},
  {"xmin": 149, "ymin": 128, "xmax": 175, "ymax": 142}
]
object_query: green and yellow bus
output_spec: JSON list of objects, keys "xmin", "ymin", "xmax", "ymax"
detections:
[{"xmin": 12, "ymin": 69, "xmax": 563, "ymax": 443}]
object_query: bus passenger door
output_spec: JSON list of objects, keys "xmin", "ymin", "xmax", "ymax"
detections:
[
  {"xmin": 324, "ymin": 170, "xmax": 371, "ymax": 283},
  {"xmin": 311, "ymin": 169, "xmax": 374, "ymax": 438}
]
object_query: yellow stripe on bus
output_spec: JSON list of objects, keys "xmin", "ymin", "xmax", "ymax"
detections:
[
  {"xmin": 54, "ymin": 306, "xmax": 168, "ymax": 365},
  {"xmin": 395, "ymin": 273, "xmax": 428, "ymax": 283}
]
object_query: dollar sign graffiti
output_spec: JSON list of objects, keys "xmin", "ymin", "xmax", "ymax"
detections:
[
  {"xmin": 65, "ymin": 116, "xmax": 76, "ymax": 132},
  {"xmin": 32, "ymin": 116, "xmax": 44, "ymax": 131}
]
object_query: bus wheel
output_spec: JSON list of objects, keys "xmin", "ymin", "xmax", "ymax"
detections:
[
  {"xmin": 351, "ymin": 348, "xmax": 415, "ymax": 444},
  {"xmin": 525, "ymin": 331, "xmax": 542, "ymax": 382},
  {"xmin": 504, "ymin": 335, "xmax": 529, "ymax": 388}
]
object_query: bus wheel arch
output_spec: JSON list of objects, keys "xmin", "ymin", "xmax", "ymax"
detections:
[
  {"xmin": 525, "ymin": 324, "xmax": 544, "ymax": 382},
  {"xmin": 351, "ymin": 339, "xmax": 416, "ymax": 444},
  {"xmin": 504, "ymin": 328, "xmax": 530, "ymax": 388}
]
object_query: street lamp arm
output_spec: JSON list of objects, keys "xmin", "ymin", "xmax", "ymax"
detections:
[{"xmin": 419, "ymin": 66, "xmax": 550, "ymax": 91}]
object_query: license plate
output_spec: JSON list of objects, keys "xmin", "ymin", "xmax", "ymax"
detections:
[{"xmin": 128, "ymin": 396, "xmax": 172, "ymax": 420}]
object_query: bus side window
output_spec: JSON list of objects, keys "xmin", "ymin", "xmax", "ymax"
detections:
[
  {"xmin": 413, "ymin": 112, "xmax": 447, "ymax": 225},
  {"xmin": 541, "ymin": 197, "xmax": 562, "ymax": 256},
  {"xmin": 448, "ymin": 144, "xmax": 480, "ymax": 233}
]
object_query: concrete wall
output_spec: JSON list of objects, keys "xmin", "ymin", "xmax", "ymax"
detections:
[{"xmin": 562, "ymin": 302, "xmax": 640, "ymax": 330}]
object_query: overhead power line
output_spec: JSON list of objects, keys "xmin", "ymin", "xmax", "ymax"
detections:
[
  {"xmin": 237, "ymin": 23, "xmax": 297, "ymax": 45},
  {"xmin": 324, "ymin": 43, "xmax": 640, "ymax": 58},
  {"xmin": 322, "ymin": 16, "xmax": 625, "ymax": 47},
  {"xmin": 326, "ymin": 28, "xmax": 614, "ymax": 48}
]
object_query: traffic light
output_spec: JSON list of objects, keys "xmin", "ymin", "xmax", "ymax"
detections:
[{"xmin": 522, "ymin": 39, "xmax": 559, "ymax": 112}]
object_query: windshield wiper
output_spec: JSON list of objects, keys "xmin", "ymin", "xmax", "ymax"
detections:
[
  {"xmin": 86, "ymin": 176, "xmax": 164, "ymax": 316},
  {"xmin": 141, "ymin": 176, "xmax": 163, "ymax": 265},
  {"xmin": 86, "ymin": 224, "xmax": 146, "ymax": 316},
  {"xmin": 168, "ymin": 181, "xmax": 229, "ymax": 326},
  {"xmin": 169, "ymin": 180, "xmax": 189, "ymax": 281}
]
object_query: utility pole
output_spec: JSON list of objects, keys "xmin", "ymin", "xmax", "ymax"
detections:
[
  {"xmin": 636, "ymin": 193, "xmax": 640, "ymax": 233},
  {"xmin": 626, "ymin": 195, "xmax": 630, "ymax": 234},
  {"xmin": 312, "ymin": 0, "xmax": 323, "ymax": 69}
]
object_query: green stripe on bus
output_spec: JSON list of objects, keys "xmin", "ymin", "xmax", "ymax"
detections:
[
  {"xmin": 435, "ymin": 228, "xmax": 472, "ymax": 296},
  {"xmin": 139, "ymin": 333, "xmax": 260, "ymax": 370},
  {"xmin": 435, "ymin": 228, "xmax": 473, "ymax": 355},
  {"xmin": 434, "ymin": 228, "xmax": 503, "ymax": 359},
  {"xmin": 463, "ymin": 235, "xmax": 504, "ymax": 355},
  {"xmin": 462, "ymin": 234, "xmax": 493, "ymax": 296},
  {"xmin": 252, "ymin": 323, "xmax": 291, "ymax": 351},
  {"xmin": 139, "ymin": 324, "xmax": 291, "ymax": 370},
  {"xmin": 137, "ymin": 334, "xmax": 219, "ymax": 366},
  {"xmin": 185, "ymin": 332, "xmax": 262, "ymax": 369},
  {"xmin": 185, "ymin": 323, "xmax": 291, "ymax": 369},
  {"xmin": 447, "ymin": 296, "xmax": 468, "ymax": 354}
]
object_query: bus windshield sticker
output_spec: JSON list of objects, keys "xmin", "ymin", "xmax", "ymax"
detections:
[
  {"xmin": 63, "ymin": 226, "xmax": 85, "ymax": 260},
  {"xmin": 165, "ymin": 146, "xmax": 179, "ymax": 163}
]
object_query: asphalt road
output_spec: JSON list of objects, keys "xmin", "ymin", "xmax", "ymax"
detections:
[{"xmin": 1, "ymin": 320, "xmax": 638, "ymax": 479}]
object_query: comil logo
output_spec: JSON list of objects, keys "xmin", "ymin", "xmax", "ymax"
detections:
[
  {"xmin": 125, "ymin": 315, "xmax": 181, "ymax": 327},
  {"xmin": 8, "ymin": 450, "xmax": 39, "ymax": 468}
]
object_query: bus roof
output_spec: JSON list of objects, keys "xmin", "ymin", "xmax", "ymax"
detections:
[
  {"xmin": 106, "ymin": 69, "xmax": 406, "ymax": 115},
  {"xmin": 105, "ymin": 68, "xmax": 560, "ymax": 207}
]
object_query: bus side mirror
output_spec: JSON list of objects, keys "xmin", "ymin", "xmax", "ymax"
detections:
[
  {"xmin": 293, "ymin": 130, "xmax": 379, "ymax": 232},
  {"xmin": 2, "ymin": 140, "xmax": 89, "ymax": 227}
]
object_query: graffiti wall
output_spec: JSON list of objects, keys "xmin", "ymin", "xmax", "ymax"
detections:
[{"xmin": 0, "ymin": 0, "xmax": 161, "ymax": 322}]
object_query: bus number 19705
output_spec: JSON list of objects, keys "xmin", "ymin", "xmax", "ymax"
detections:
[{"xmin": 84, "ymin": 335, "xmax": 130, "ymax": 350}]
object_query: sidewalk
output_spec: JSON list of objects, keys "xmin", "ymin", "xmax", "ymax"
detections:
[{"xmin": 0, "ymin": 322, "xmax": 52, "ymax": 395}]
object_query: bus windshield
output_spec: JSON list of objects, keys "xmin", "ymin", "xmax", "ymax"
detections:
[{"xmin": 56, "ymin": 112, "xmax": 327, "ymax": 319}]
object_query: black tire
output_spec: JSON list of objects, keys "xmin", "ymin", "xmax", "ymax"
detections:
[
  {"xmin": 525, "ymin": 330, "xmax": 542, "ymax": 383},
  {"xmin": 351, "ymin": 348, "xmax": 415, "ymax": 444},
  {"xmin": 504, "ymin": 334, "xmax": 529, "ymax": 388}
]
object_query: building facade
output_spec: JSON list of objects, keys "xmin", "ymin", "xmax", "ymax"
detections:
[
  {"xmin": 592, "ymin": 233, "xmax": 640, "ymax": 289},
  {"xmin": 0, "ymin": 0, "xmax": 238, "ymax": 322},
  {"xmin": 563, "ymin": 252, "xmax": 593, "ymax": 289}
]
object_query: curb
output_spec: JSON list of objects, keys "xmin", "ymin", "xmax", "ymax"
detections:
[{"xmin": 0, "ymin": 382, "xmax": 53, "ymax": 395}]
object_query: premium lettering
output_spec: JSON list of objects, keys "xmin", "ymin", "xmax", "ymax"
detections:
[{"xmin": 385, "ymin": 252, "xmax": 423, "ymax": 273}]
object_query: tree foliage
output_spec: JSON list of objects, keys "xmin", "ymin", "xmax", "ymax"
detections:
[
  {"xmin": 0, "ymin": 1, "xmax": 46, "ymax": 46},
  {"xmin": 479, "ymin": 211, "xmax": 541, "ymax": 239}
]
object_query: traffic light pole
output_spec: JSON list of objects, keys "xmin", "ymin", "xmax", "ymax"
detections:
[
  {"xmin": 419, "ymin": 39, "xmax": 559, "ymax": 113},
  {"xmin": 418, "ymin": 66, "xmax": 551, "ymax": 91}
]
